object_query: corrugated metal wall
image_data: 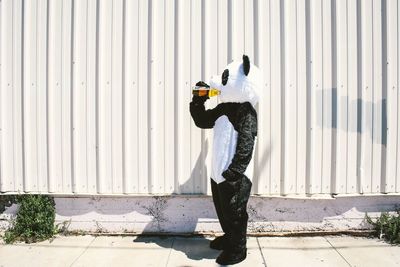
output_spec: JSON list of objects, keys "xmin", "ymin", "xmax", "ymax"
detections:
[{"xmin": 0, "ymin": 0, "xmax": 399, "ymax": 196}]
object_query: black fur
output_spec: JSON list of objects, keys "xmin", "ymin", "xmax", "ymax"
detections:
[
  {"xmin": 222, "ymin": 69, "xmax": 229, "ymax": 85},
  {"xmin": 242, "ymin": 55, "xmax": 250, "ymax": 76}
]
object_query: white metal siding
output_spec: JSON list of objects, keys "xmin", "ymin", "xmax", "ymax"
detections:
[{"xmin": 0, "ymin": 0, "xmax": 399, "ymax": 196}]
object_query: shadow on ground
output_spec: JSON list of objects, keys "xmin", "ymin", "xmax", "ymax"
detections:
[{"xmin": 133, "ymin": 235, "xmax": 221, "ymax": 261}]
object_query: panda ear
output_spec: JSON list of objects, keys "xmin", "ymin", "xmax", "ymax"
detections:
[
  {"xmin": 242, "ymin": 55, "xmax": 250, "ymax": 76},
  {"xmin": 222, "ymin": 69, "xmax": 229, "ymax": 85}
]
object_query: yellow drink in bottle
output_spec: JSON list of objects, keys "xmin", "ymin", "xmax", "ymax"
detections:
[{"xmin": 192, "ymin": 86, "xmax": 220, "ymax": 97}]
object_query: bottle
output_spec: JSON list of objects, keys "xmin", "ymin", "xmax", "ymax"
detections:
[{"xmin": 192, "ymin": 86, "xmax": 220, "ymax": 97}]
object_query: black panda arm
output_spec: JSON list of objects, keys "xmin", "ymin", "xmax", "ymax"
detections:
[
  {"xmin": 222, "ymin": 103, "xmax": 257, "ymax": 180},
  {"xmin": 189, "ymin": 96, "xmax": 221, "ymax": 129}
]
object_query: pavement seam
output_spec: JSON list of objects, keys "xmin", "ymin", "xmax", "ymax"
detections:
[
  {"xmin": 69, "ymin": 236, "xmax": 97, "ymax": 267},
  {"xmin": 323, "ymin": 236, "xmax": 352, "ymax": 267},
  {"xmin": 164, "ymin": 237, "xmax": 175, "ymax": 267},
  {"xmin": 256, "ymin": 237, "xmax": 268, "ymax": 267}
]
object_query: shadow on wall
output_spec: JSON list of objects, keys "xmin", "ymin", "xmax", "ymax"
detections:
[{"xmin": 315, "ymin": 88, "xmax": 387, "ymax": 145}]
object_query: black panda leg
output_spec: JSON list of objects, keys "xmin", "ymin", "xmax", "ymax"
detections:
[
  {"xmin": 210, "ymin": 178, "xmax": 230, "ymax": 234},
  {"xmin": 218, "ymin": 175, "xmax": 252, "ymax": 252}
]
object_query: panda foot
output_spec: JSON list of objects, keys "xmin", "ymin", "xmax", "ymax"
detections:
[
  {"xmin": 216, "ymin": 248, "xmax": 247, "ymax": 265},
  {"xmin": 209, "ymin": 235, "xmax": 228, "ymax": 250}
]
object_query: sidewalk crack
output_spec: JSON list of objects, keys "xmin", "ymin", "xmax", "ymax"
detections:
[
  {"xmin": 165, "ymin": 237, "xmax": 175, "ymax": 267},
  {"xmin": 69, "ymin": 236, "xmax": 97, "ymax": 267},
  {"xmin": 324, "ymin": 236, "xmax": 352, "ymax": 267},
  {"xmin": 256, "ymin": 237, "xmax": 268, "ymax": 267}
]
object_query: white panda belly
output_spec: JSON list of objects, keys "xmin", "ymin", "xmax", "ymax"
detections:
[{"xmin": 211, "ymin": 115, "xmax": 256, "ymax": 184}]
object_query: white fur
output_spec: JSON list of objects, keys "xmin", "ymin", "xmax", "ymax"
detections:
[
  {"xmin": 211, "ymin": 116, "xmax": 238, "ymax": 184},
  {"xmin": 209, "ymin": 59, "xmax": 262, "ymax": 184}
]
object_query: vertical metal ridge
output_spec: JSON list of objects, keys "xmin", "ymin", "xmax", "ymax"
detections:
[
  {"xmin": 200, "ymin": 0, "xmax": 205, "ymax": 193},
  {"xmin": 85, "ymin": 0, "xmax": 89, "ymax": 192},
  {"xmin": 371, "ymin": 0, "xmax": 375, "ymax": 192},
  {"xmin": 0, "ymin": 0, "xmax": 2, "ymax": 192},
  {"xmin": 331, "ymin": 0, "xmax": 338, "ymax": 194},
  {"xmin": 147, "ymin": 0, "xmax": 153, "ymax": 193},
  {"xmin": 294, "ymin": 0, "xmax": 299, "ymax": 193},
  {"xmin": 12, "ymin": 0, "xmax": 16, "ymax": 191},
  {"xmin": 228, "ymin": 0, "xmax": 232, "ymax": 62},
  {"xmin": 121, "ymin": 0, "xmax": 126, "ymax": 193},
  {"xmin": 46, "ymin": 0, "xmax": 51, "ymax": 192},
  {"xmin": 254, "ymin": 0, "xmax": 259, "ymax": 65},
  {"xmin": 320, "ymin": 0, "xmax": 324, "ymax": 193},
  {"xmin": 356, "ymin": 0, "xmax": 363, "ymax": 193},
  {"xmin": 280, "ymin": 0, "xmax": 286, "ymax": 195},
  {"xmin": 201, "ymin": 0, "xmax": 205, "ymax": 79},
  {"xmin": 173, "ymin": 0, "xmax": 179, "ymax": 193},
  {"xmin": 200, "ymin": 0, "xmax": 206, "ymax": 193},
  {"xmin": 345, "ymin": 0, "xmax": 349, "ymax": 192},
  {"xmin": 395, "ymin": 0, "xmax": 400, "ymax": 191},
  {"xmin": 268, "ymin": 0, "xmax": 272, "ymax": 193},
  {"xmin": 11, "ymin": 0, "xmax": 15, "ymax": 191},
  {"xmin": 136, "ymin": 0, "xmax": 140, "ymax": 193},
  {"xmin": 16, "ymin": 0, "xmax": 24, "ymax": 192},
  {"xmin": 396, "ymin": 0, "xmax": 400, "ymax": 192},
  {"xmin": 37, "ymin": 0, "xmax": 49, "ymax": 191},
  {"xmin": 21, "ymin": 0, "xmax": 26, "ymax": 192},
  {"xmin": 189, "ymin": 0, "xmax": 192, "ymax": 193},
  {"xmin": 60, "ymin": 0, "xmax": 65, "ymax": 192},
  {"xmin": 397, "ymin": 0, "xmax": 400, "ymax": 192},
  {"xmin": 163, "ymin": 0, "xmax": 166, "ymax": 193},
  {"xmin": 135, "ymin": 0, "xmax": 140, "ymax": 193},
  {"xmin": 32, "ymin": 0, "xmax": 37, "ymax": 191},
  {"xmin": 70, "ymin": 0, "xmax": 75, "ymax": 192},
  {"xmin": 252, "ymin": 0, "xmax": 259, "ymax": 193},
  {"xmin": 243, "ymin": 0, "xmax": 246, "ymax": 52},
  {"xmin": 381, "ymin": 0, "xmax": 388, "ymax": 192},
  {"xmin": 95, "ymin": 0, "xmax": 100, "ymax": 193},
  {"xmin": 305, "ymin": 0, "xmax": 312, "ymax": 194},
  {"xmin": 34, "ymin": 0, "xmax": 39, "ymax": 191},
  {"xmin": 110, "ymin": 0, "xmax": 114, "ymax": 192},
  {"xmin": 216, "ymin": 0, "xmax": 219, "ymax": 69}
]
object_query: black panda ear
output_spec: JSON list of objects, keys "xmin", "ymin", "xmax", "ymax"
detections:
[
  {"xmin": 222, "ymin": 69, "xmax": 229, "ymax": 85},
  {"xmin": 242, "ymin": 55, "xmax": 250, "ymax": 76}
]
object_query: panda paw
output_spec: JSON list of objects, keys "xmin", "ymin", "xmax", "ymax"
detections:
[
  {"xmin": 195, "ymin": 81, "xmax": 210, "ymax": 88},
  {"xmin": 192, "ymin": 95, "xmax": 209, "ymax": 103},
  {"xmin": 222, "ymin": 169, "xmax": 241, "ymax": 182}
]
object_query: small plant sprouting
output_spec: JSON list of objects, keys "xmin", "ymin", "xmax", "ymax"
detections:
[{"xmin": 365, "ymin": 210, "xmax": 400, "ymax": 245}]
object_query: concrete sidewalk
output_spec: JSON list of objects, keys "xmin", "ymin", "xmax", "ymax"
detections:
[{"xmin": 0, "ymin": 234, "xmax": 399, "ymax": 267}]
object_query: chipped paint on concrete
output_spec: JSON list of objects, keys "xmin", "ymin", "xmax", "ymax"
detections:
[
  {"xmin": 248, "ymin": 203, "xmax": 275, "ymax": 233},
  {"xmin": 1, "ymin": 195, "xmax": 400, "ymax": 234},
  {"xmin": 141, "ymin": 196, "xmax": 169, "ymax": 232}
]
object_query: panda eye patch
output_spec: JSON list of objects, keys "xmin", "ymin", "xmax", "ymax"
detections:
[{"xmin": 222, "ymin": 69, "xmax": 229, "ymax": 86}]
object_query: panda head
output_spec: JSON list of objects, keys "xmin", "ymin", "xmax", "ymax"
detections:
[{"xmin": 209, "ymin": 55, "xmax": 262, "ymax": 106}]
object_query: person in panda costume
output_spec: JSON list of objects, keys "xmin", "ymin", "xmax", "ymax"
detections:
[{"xmin": 190, "ymin": 55, "xmax": 261, "ymax": 265}]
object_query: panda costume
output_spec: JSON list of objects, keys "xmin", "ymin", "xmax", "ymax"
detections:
[{"xmin": 190, "ymin": 55, "xmax": 261, "ymax": 265}]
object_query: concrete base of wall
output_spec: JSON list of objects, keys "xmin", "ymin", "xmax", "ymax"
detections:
[{"xmin": 1, "ymin": 195, "xmax": 399, "ymax": 234}]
